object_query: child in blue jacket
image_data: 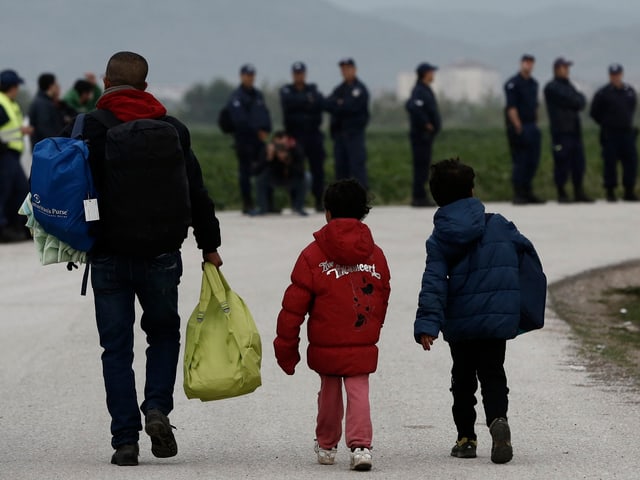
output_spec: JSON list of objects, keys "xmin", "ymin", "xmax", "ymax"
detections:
[{"xmin": 414, "ymin": 158, "xmax": 544, "ymax": 464}]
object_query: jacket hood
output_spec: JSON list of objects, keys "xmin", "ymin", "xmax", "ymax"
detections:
[
  {"xmin": 433, "ymin": 198, "xmax": 486, "ymax": 246},
  {"xmin": 314, "ymin": 218, "xmax": 375, "ymax": 265},
  {"xmin": 96, "ymin": 87, "xmax": 167, "ymax": 122}
]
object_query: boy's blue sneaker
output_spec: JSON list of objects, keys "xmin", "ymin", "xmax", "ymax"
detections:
[
  {"xmin": 450, "ymin": 437, "xmax": 477, "ymax": 458},
  {"xmin": 489, "ymin": 418, "xmax": 513, "ymax": 464}
]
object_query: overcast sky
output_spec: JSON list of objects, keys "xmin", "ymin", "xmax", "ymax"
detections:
[{"xmin": 327, "ymin": 0, "xmax": 638, "ymax": 14}]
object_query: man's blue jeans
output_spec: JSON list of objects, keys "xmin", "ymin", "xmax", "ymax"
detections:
[{"xmin": 91, "ymin": 251, "xmax": 183, "ymax": 448}]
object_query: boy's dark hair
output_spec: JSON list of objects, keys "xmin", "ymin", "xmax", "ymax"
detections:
[
  {"xmin": 38, "ymin": 73, "xmax": 56, "ymax": 92},
  {"xmin": 73, "ymin": 79, "xmax": 94, "ymax": 95},
  {"xmin": 272, "ymin": 130, "xmax": 287, "ymax": 140},
  {"xmin": 323, "ymin": 179, "xmax": 371, "ymax": 220},
  {"xmin": 429, "ymin": 158, "xmax": 475, "ymax": 207}
]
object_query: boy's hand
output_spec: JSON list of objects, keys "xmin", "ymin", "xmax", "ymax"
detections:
[{"xmin": 420, "ymin": 334, "xmax": 437, "ymax": 351}]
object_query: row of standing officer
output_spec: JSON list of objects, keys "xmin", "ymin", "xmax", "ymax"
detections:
[
  {"xmin": 505, "ymin": 55, "xmax": 638, "ymax": 204},
  {"xmin": 222, "ymin": 59, "xmax": 369, "ymax": 215}
]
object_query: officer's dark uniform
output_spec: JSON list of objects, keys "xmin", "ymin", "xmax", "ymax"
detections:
[
  {"xmin": 325, "ymin": 58, "xmax": 370, "ymax": 189},
  {"xmin": 225, "ymin": 65, "xmax": 272, "ymax": 212},
  {"xmin": 590, "ymin": 64, "xmax": 638, "ymax": 201},
  {"xmin": 543, "ymin": 58, "xmax": 590, "ymax": 202},
  {"xmin": 504, "ymin": 60, "xmax": 541, "ymax": 202},
  {"xmin": 405, "ymin": 62, "xmax": 441, "ymax": 206},
  {"xmin": 280, "ymin": 62, "xmax": 326, "ymax": 210}
]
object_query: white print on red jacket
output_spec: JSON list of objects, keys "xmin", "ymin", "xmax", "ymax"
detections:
[{"xmin": 319, "ymin": 260, "xmax": 381, "ymax": 328}]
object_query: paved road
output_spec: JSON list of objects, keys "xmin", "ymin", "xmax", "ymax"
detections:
[{"xmin": 1, "ymin": 203, "xmax": 639, "ymax": 480}]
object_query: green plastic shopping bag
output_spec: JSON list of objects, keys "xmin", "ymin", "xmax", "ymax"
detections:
[{"xmin": 183, "ymin": 263, "xmax": 262, "ymax": 401}]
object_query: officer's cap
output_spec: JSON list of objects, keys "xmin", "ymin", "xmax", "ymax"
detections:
[
  {"xmin": 0, "ymin": 69, "xmax": 24, "ymax": 87},
  {"xmin": 521, "ymin": 54, "xmax": 535, "ymax": 62},
  {"xmin": 240, "ymin": 64, "xmax": 256, "ymax": 75},
  {"xmin": 292, "ymin": 61, "xmax": 307, "ymax": 73},
  {"xmin": 553, "ymin": 57, "xmax": 573, "ymax": 69},
  {"xmin": 338, "ymin": 57, "xmax": 356, "ymax": 67},
  {"xmin": 609, "ymin": 63, "xmax": 624, "ymax": 75},
  {"xmin": 416, "ymin": 62, "xmax": 438, "ymax": 76}
]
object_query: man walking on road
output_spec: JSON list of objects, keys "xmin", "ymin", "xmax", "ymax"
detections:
[
  {"xmin": 406, "ymin": 62, "xmax": 441, "ymax": 207},
  {"xmin": 590, "ymin": 63, "xmax": 638, "ymax": 202},
  {"xmin": 544, "ymin": 57, "xmax": 593, "ymax": 203},
  {"xmin": 280, "ymin": 61, "xmax": 326, "ymax": 212},
  {"xmin": 325, "ymin": 58, "xmax": 370, "ymax": 189},
  {"xmin": 504, "ymin": 54, "xmax": 545, "ymax": 205},
  {"xmin": 66, "ymin": 51, "xmax": 223, "ymax": 466}
]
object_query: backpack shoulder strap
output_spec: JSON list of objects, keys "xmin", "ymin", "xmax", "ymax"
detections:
[
  {"xmin": 70, "ymin": 113, "xmax": 86, "ymax": 138},
  {"xmin": 88, "ymin": 109, "xmax": 122, "ymax": 129}
]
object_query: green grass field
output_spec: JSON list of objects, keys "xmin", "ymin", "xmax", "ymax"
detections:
[{"xmin": 192, "ymin": 128, "xmax": 606, "ymax": 210}]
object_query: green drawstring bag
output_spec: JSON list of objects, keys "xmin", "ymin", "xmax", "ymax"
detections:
[{"xmin": 183, "ymin": 264, "xmax": 262, "ymax": 401}]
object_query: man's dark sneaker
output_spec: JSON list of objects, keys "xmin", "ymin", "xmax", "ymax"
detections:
[
  {"xmin": 111, "ymin": 443, "xmax": 139, "ymax": 466},
  {"xmin": 450, "ymin": 437, "xmax": 477, "ymax": 458},
  {"xmin": 489, "ymin": 418, "xmax": 513, "ymax": 464},
  {"xmin": 606, "ymin": 189, "xmax": 618, "ymax": 202},
  {"xmin": 145, "ymin": 409, "xmax": 178, "ymax": 458},
  {"xmin": 411, "ymin": 197, "xmax": 436, "ymax": 208}
]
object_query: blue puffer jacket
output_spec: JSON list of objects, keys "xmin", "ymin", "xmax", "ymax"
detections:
[{"xmin": 414, "ymin": 197, "xmax": 535, "ymax": 343}]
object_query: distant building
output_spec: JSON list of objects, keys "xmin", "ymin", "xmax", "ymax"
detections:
[{"xmin": 397, "ymin": 60, "xmax": 502, "ymax": 102}]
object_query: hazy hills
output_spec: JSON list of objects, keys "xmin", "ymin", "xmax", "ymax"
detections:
[{"xmin": 2, "ymin": 0, "xmax": 639, "ymax": 96}]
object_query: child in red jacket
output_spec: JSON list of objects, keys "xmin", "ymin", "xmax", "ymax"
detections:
[{"xmin": 274, "ymin": 179, "xmax": 391, "ymax": 471}]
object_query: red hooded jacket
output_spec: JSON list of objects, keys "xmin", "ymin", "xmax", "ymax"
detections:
[{"xmin": 274, "ymin": 218, "xmax": 391, "ymax": 376}]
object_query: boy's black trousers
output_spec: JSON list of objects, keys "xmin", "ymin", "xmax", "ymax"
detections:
[{"xmin": 448, "ymin": 339, "xmax": 509, "ymax": 440}]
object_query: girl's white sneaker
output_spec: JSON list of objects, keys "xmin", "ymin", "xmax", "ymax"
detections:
[{"xmin": 350, "ymin": 447, "xmax": 372, "ymax": 471}]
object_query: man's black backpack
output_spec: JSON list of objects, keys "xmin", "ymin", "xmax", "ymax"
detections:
[
  {"xmin": 91, "ymin": 110, "xmax": 191, "ymax": 255},
  {"xmin": 217, "ymin": 106, "xmax": 235, "ymax": 134}
]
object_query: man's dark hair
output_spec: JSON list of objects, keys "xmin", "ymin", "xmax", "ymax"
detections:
[
  {"xmin": 429, "ymin": 158, "xmax": 475, "ymax": 207},
  {"xmin": 272, "ymin": 130, "xmax": 287, "ymax": 140},
  {"xmin": 105, "ymin": 51, "xmax": 148, "ymax": 90},
  {"xmin": 73, "ymin": 79, "xmax": 94, "ymax": 95},
  {"xmin": 38, "ymin": 73, "xmax": 56, "ymax": 92},
  {"xmin": 324, "ymin": 179, "xmax": 371, "ymax": 220}
]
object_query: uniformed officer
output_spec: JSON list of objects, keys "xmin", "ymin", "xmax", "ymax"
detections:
[
  {"xmin": 0, "ymin": 69, "xmax": 33, "ymax": 242},
  {"xmin": 504, "ymin": 54, "xmax": 545, "ymax": 205},
  {"xmin": 324, "ymin": 58, "xmax": 370, "ymax": 189},
  {"xmin": 280, "ymin": 61, "xmax": 326, "ymax": 212},
  {"xmin": 543, "ymin": 57, "xmax": 592, "ymax": 203},
  {"xmin": 225, "ymin": 64, "xmax": 272, "ymax": 214},
  {"xmin": 590, "ymin": 63, "xmax": 638, "ymax": 202},
  {"xmin": 405, "ymin": 62, "xmax": 440, "ymax": 207}
]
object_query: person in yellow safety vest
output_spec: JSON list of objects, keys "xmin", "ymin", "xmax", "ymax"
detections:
[{"xmin": 0, "ymin": 69, "xmax": 33, "ymax": 243}]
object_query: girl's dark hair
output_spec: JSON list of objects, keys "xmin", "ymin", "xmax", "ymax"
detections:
[
  {"xmin": 323, "ymin": 179, "xmax": 371, "ymax": 220},
  {"xmin": 429, "ymin": 158, "xmax": 475, "ymax": 206}
]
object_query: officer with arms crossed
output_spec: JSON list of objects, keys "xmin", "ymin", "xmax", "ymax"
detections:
[
  {"xmin": 590, "ymin": 63, "xmax": 638, "ymax": 202},
  {"xmin": 504, "ymin": 54, "xmax": 545, "ymax": 205},
  {"xmin": 544, "ymin": 57, "xmax": 592, "ymax": 203},
  {"xmin": 280, "ymin": 61, "xmax": 326, "ymax": 212},
  {"xmin": 325, "ymin": 58, "xmax": 370, "ymax": 189},
  {"xmin": 406, "ymin": 62, "xmax": 441, "ymax": 207}
]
